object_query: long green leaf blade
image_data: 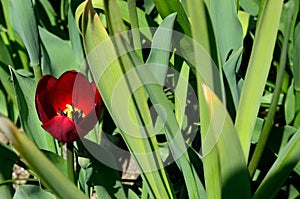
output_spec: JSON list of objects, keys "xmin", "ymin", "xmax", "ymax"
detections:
[
  {"xmin": 80, "ymin": 1, "xmax": 174, "ymax": 198},
  {"xmin": 210, "ymin": 0, "xmax": 243, "ymax": 64},
  {"xmin": 235, "ymin": 0, "xmax": 284, "ymax": 160},
  {"xmin": 253, "ymin": 127, "xmax": 300, "ymax": 199},
  {"xmin": 8, "ymin": 0, "xmax": 40, "ymax": 67},
  {"xmin": 10, "ymin": 68, "xmax": 56, "ymax": 152},
  {"xmin": 202, "ymin": 84, "xmax": 251, "ymax": 198}
]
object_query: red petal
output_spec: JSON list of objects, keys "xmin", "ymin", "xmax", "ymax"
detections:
[
  {"xmin": 35, "ymin": 75, "xmax": 57, "ymax": 123},
  {"xmin": 41, "ymin": 116, "xmax": 83, "ymax": 142},
  {"xmin": 78, "ymin": 110, "xmax": 99, "ymax": 133},
  {"xmin": 51, "ymin": 71, "xmax": 95, "ymax": 114},
  {"xmin": 92, "ymin": 82, "xmax": 102, "ymax": 118}
]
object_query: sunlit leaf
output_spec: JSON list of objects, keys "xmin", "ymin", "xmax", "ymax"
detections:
[
  {"xmin": 81, "ymin": 1, "xmax": 174, "ymax": 198},
  {"xmin": 201, "ymin": 84, "xmax": 251, "ymax": 198},
  {"xmin": 39, "ymin": 27, "xmax": 78, "ymax": 77},
  {"xmin": 235, "ymin": 0, "xmax": 284, "ymax": 160},
  {"xmin": 0, "ymin": 115, "xmax": 88, "ymax": 199},
  {"xmin": 10, "ymin": 68, "xmax": 56, "ymax": 152},
  {"xmin": 9, "ymin": 0, "xmax": 40, "ymax": 66}
]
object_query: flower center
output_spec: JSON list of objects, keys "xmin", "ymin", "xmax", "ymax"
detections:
[{"xmin": 58, "ymin": 104, "xmax": 85, "ymax": 123}]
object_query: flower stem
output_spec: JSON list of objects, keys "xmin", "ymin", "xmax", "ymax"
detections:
[
  {"xmin": 33, "ymin": 65, "xmax": 42, "ymax": 83},
  {"xmin": 66, "ymin": 142, "xmax": 75, "ymax": 183}
]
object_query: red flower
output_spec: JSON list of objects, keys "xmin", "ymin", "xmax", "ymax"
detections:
[{"xmin": 35, "ymin": 70, "xmax": 102, "ymax": 143}]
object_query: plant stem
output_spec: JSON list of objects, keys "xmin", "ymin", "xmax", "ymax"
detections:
[
  {"xmin": 66, "ymin": 142, "xmax": 75, "ymax": 183},
  {"xmin": 33, "ymin": 65, "xmax": 42, "ymax": 83}
]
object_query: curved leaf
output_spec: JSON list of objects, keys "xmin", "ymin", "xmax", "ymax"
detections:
[{"xmin": 10, "ymin": 68, "xmax": 56, "ymax": 152}]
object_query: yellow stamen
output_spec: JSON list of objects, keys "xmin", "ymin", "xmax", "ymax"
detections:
[{"xmin": 57, "ymin": 104, "xmax": 85, "ymax": 123}]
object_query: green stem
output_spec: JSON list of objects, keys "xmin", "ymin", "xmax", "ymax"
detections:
[
  {"xmin": 66, "ymin": 142, "xmax": 75, "ymax": 183},
  {"xmin": 0, "ymin": 178, "xmax": 39, "ymax": 186},
  {"xmin": 33, "ymin": 65, "xmax": 42, "ymax": 83},
  {"xmin": 248, "ymin": 2, "xmax": 294, "ymax": 178}
]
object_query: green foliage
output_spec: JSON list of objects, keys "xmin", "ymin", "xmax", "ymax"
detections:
[
  {"xmin": 0, "ymin": 0, "xmax": 300, "ymax": 198},
  {"xmin": 13, "ymin": 185, "xmax": 56, "ymax": 199}
]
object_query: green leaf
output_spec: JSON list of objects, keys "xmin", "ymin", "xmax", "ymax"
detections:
[
  {"xmin": 210, "ymin": 0, "xmax": 243, "ymax": 64},
  {"xmin": 8, "ymin": 0, "xmax": 40, "ymax": 66},
  {"xmin": 142, "ymin": 14, "xmax": 202, "ymax": 198},
  {"xmin": 13, "ymin": 185, "xmax": 56, "ymax": 199},
  {"xmin": 86, "ymin": 162, "xmax": 125, "ymax": 198},
  {"xmin": 253, "ymin": 127, "xmax": 300, "ymax": 199},
  {"xmin": 293, "ymin": 23, "xmax": 300, "ymax": 127},
  {"xmin": 144, "ymin": 0, "xmax": 155, "ymax": 15},
  {"xmin": 78, "ymin": 139, "xmax": 126, "ymax": 198},
  {"xmin": 223, "ymin": 47, "xmax": 243, "ymax": 110},
  {"xmin": 127, "ymin": 189, "xmax": 140, "ymax": 199},
  {"xmin": 10, "ymin": 68, "xmax": 56, "ymax": 152},
  {"xmin": 42, "ymin": 150, "xmax": 67, "ymax": 177},
  {"xmin": 94, "ymin": 186, "xmax": 112, "ymax": 199},
  {"xmin": 146, "ymin": 13, "xmax": 176, "ymax": 85},
  {"xmin": 239, "ymin": 0, "xmax": 260, "ymax": 16},
  {"xmin": 39, "ymin": 27, "xmax": 78, "ymax": 77},
  {"xmin": 0, "ymin": 142, "xmax": 18, "ymax": 199},
  {"xmin": 186, "ymin": 1, "xmax": 225, "ymax": 197},
  {"xmin": 128, "ymin": 0, "xmax": 142, "ymax": 58},
  {"xmin": 186, "ymin": 0, "xmax": 219, "ymax": 65},
  {"xmin": 267, "ymin": 125, "xmax": 297, "ymax": 156},
  {"xmin": 285, "ymin": 84, "xmax": 295, "ymax": 124},
  {"xmin": 0, "ymin": 36, "xmax": 13, "ymax": 67},
  {"xmin": 248, "ymin": 0, "xmax": 295, "ymax": 178},
  {"xmin": 201, "ymin": 84, "xmax": 251, "ymax": 198},
  {"xmin": 0, "ymin": 90, "xmax": 8, "ymax": 116},
  {"xmin": 235, "ymin": 0, "xmax": 284, "ymax": 160},
  {"xmin": 68, "ymin": 0, "xmax": 85, "ymax": 66},
  {"xmin": 0, "ymin": 115, "xmax": 88, "ymax": 199},
  {"xmin": 238, "ymin": 11, "xmax": 251, "ymax": 38},
  {"xmin": 75, "ymin": 0, "xmax": 154, "ymax": 39},
  {"xmin": 81, "ymin": 1, "xmax": 174, "ymax": 198},
  {"xmin": 152, "ymin": 0, "xmax": 191, "ymax": 36},
  {"xmin": 0, "ymin": 62, "xmax": 17, "ymax": 110},
  {"xmin": 174, "ymin": 61, "xmax": 190, "ymax": 129},
  {"xmin": 36, "ymin": 0, "xmax": 57, "ymax": 26}
]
